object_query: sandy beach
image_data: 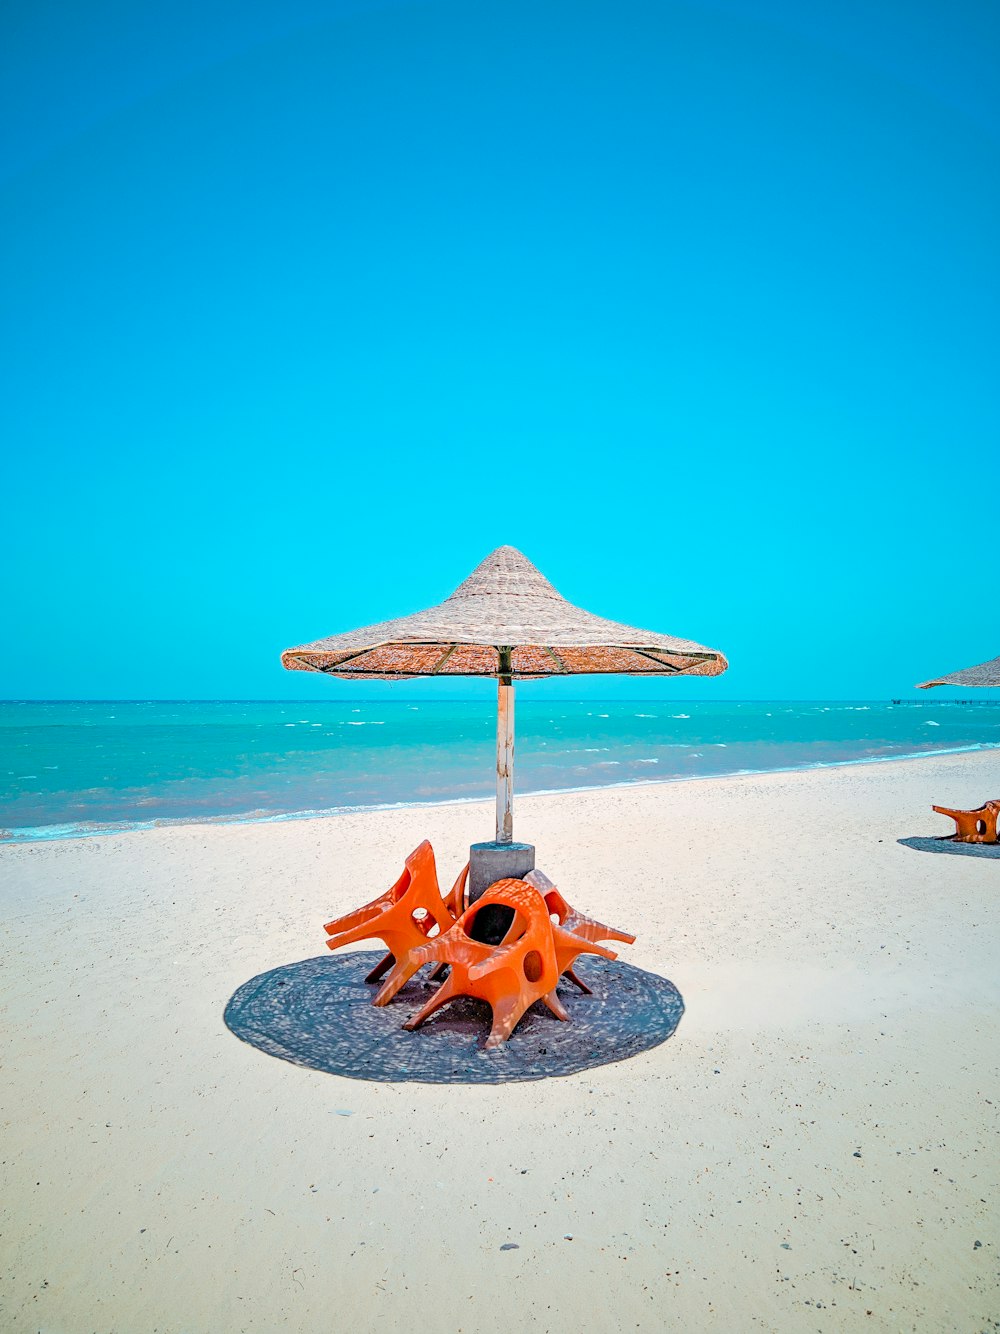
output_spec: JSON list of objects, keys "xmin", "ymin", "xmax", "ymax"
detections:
[{"xmin": 2, "ymin": 748, "xmax": 998, "ymax": 1333}]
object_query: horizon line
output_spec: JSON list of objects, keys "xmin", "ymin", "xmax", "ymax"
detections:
[{"xmin": 2, "ymin": 697, "xmax": 996, "ymax": 705}]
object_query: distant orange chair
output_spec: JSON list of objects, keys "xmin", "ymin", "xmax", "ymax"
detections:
[
  {"xmin": 525, "ymin": 868, "xmax": 636, "ymax": 995},
  {"xmin": 932, "ymin": 800, "xmax": 1000, "ymax": 844},
  {"xmin": 323, "ymin": 841, "xmax": 467, "ymax": 986},
  {"xmin": 395, "ymin": 878, "xmax": 617, "ymax": 1048}
]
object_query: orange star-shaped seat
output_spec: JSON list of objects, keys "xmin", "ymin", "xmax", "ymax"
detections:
[
  {"xmin": 525, "ymin": 868, "xmax": 635, "ymax": 994},
  {"xmin": 323, "ymin": 841, "xmax": 466, "ymax": 987},
  {"xmin": 393, "ymin": 878, "xmax": 616, "ymax": 1048}
]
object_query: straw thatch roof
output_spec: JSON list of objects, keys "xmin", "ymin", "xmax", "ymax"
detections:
[
  {"xmin": 917, "ymin": 655, "xmax": 1000, "ymax": 689},
  {"xmin": 282, "ymin": 546, "xmax": 728, "ymax": 681}
]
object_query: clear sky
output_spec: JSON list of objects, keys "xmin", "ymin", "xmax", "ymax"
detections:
[{"xmin": 1, "ymin": 0, "xmax": 997, "ymax": 701}]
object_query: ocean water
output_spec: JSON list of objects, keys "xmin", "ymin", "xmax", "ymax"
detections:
[{"xmin": 1, "ymin": 699, "xmax": 998, "ymax": 841}]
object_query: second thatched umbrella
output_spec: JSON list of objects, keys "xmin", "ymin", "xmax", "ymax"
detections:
[
  {"xmin": 282, "ymin": 546, "xmax": 728, "ymax": 891},
  {"xmin": 917, "ymin": 655, "xmax": 1000, "ymax": 689}
]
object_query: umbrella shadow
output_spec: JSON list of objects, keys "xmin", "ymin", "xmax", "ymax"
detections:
[
  {"xmin": 224, "ymin": 950, "xmax": 684, "ymax": 1084},
  {"xmin": 898, "ymin": 836, "xmax": 1000, "ymax": 859}
]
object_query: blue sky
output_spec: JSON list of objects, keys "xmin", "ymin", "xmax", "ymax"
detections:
[{"xmin": 1, "ymin": 0, "xmax": 997, "ymax": 701}]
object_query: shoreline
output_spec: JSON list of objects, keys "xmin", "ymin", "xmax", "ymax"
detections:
[{"xmin": 3, "ymin": 738, "xmax": 998, "ymax": 844}]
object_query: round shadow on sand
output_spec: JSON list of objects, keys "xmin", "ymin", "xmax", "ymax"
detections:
[
  {"xmin": 224, "ymin": 950, "xmax": 684, "ymax": 1084},
  {"xmin": 898, "ymin": 836, "xmax": 1000, "ymax": 859}
]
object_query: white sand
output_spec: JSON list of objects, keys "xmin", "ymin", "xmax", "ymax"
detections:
[{"xmin": 2, "ymin": 750, "xmax": 999, "ymax": 1332}]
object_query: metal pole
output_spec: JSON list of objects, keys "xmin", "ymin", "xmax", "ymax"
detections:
[{"xmin": 495, "ymin": 646, "xmax": 514, "ymax": 843}]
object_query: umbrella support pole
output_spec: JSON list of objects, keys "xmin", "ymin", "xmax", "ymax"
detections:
[
  {"xmin": 496, "ymin": 650, "xmax": 515, "ymax": 843},
  {"xmin": 465, "ymin": 649, "xmax": 535, "ymax": 928}
]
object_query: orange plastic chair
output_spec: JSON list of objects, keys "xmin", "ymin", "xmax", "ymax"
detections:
[
  {"xmin": 525, "ymin": 869, "xmax": 635, "ymax": 994},
  {"xmin": 397, "ymin": 879, "xmax": 616, "ymax": 1048},
  {"xmin": 370, "ymin": 874, "xmax": 523, "ymax": 1010},
  {"xmin": 323, "ymin": 841, "xmax": 465, "ymax": 986},
  {"xmin": 932, "ymin": 800, "xmax": 1000, "ymax": 844},
  {"xmin": 366, "ymin": 861, "xmax": 468, "ymax": 1000}
]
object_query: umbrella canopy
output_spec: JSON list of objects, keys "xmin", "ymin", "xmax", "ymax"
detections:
[
  {"xmin": 281, "ymin": 545, "xmax": 728, "ymax": 681},
  {"xmin": 917, "ymin": 655, "xmax": 1000, "ymax": 689},
  {"xmin": 282, "ymin": 545, "xmax": 728, "ymax": 843}
]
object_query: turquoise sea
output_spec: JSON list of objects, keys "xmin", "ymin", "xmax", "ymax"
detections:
[{"xmin": 1, "ymin": 699, "xmax": 998, "ymax": 841}]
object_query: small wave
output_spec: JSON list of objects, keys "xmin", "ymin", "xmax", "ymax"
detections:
[
  {"xmin": 636, "ymin": 758, "xmax": 659, "ymax": 764},
  {"xmin": 6, "ymin": 739, "xmax": 997, "ymax": 843},
  {"xmin": 924, "ymin": 721, "xmax": 940, "ymax": 727},
  {"xmin": 671, "ymin": 713, "xmax": 690, "ymax": 719}
]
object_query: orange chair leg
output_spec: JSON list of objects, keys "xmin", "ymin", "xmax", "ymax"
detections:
[
  {"xmin": 372, "ymin": 952, "xmax": 432, "ymax": 1007},
  {"xmin": 402, "ymin": 974, "xmax": 461, "ymax": 1031},
  {"xmin": 563, "ymin": 966, "xmax": 592, "ymax": 995},
  {"xmin": 543, "ymin": 991, "xmax": 570, "ymax": 1021},
  {"xmin": 486, "ymin": 994, "xmax": 533, "ymax": 1050},
  {"xmin": 598, "ymin": 925, "xmax": 638, "ymax": 945},
  {"xmin": 365, "ymin": 952, "xmax": 394, "ymax": 984},
  {"xmin": 445, "ymin": 862, "xmax": 470, "ymax": 917}
]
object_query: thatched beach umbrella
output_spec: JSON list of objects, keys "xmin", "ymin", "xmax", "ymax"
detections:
[
  {"xmin": 917, "ymin": 655, "xmax": 1000, "ymax": 689},
  {"xmin": 282, "ymin": 546, "xmax": 728, "ymax": 891}
]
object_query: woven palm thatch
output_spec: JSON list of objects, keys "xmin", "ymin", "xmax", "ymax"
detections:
[
  {"xmin": 917, "ymin": 655, "xmax": 1000, "ymax": 689},
  {"xmin": 282, "ymin": 546, "xmax": 728, "ymax": 681}
]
